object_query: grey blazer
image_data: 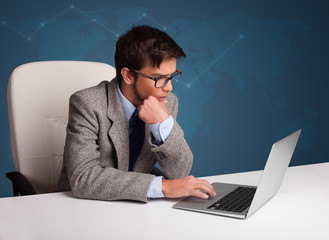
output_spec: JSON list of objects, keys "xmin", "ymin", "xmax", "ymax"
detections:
[{"xmin": 57, "ymin": 78, "xmax": 193, "ymax": 202}]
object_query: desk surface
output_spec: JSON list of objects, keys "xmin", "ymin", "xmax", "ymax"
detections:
[{"xmin": 1, "ymin": 162, "xmax": 328, "ymax": 240}]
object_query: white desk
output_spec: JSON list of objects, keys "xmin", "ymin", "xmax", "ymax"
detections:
[{"xmin": 1, "ymin": 163, "xmax": 328, "ymax": 240}]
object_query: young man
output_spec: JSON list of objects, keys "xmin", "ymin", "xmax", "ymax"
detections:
[{"xmin": 57, "ymin": 25, "xmax": 216, "ymax": 202}]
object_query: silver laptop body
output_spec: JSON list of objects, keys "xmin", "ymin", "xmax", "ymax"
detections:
[{"xmin": 173, "ymin": 129, "xmax": 302, "ymax": 219}]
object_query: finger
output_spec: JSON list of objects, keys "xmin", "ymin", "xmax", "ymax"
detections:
[
  {"xmin": 191, "ymin": 190, "xmax": 209, "ymax": 199},
  {"xmin": 197, "ymin": 186, "xmax": 216, "ymax": 197},
  {"xmin": 202, "ymin": 180, "xmax": 216, "ymax": 195},
  {"xmin": 158, "ymin": 99, "xmax": 168, "ymax": 109},
  {"xmin": 194, "ymin": 181, "xmax": 216, "ymax": 196},
  {"xmin": 159, "ymin": 100, "xmax": 167, "ymax": 106},
  {"xmin": 148, "ymin": 95, "xmax": 157, "ymax": 102}
]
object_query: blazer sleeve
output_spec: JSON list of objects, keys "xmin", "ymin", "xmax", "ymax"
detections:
[
  {"xmin": 149, "ymin": 95, "xmax": 193, "ymax": 179},
  {"xmin": 63, "ymin": 92, "xmax": 154, "ymax": 203}
]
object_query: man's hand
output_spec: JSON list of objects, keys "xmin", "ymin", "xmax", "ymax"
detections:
[
  {"xmin": 162, "ymin": 176, "xmax": 216, "ymax": 199},
  {"xmin": 138, "ymin": 96, "xmax": 169, "ymax": 125}
]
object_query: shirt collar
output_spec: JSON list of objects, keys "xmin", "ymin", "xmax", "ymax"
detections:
[{"xmin": 117, "ymin": 82, "xmax": 136, "ymax": 123}]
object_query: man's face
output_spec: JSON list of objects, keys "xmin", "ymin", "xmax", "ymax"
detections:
[{"xmin": 133, "ymin": 58, "xmax": 176, "ymax": 106}]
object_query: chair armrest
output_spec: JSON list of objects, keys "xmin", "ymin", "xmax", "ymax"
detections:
[{"xmin": 6, "ymin": 171, "xmax": 37, "ymax": 196}]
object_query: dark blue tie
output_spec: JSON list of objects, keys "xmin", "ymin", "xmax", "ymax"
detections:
[{"xmin": 129, "ymin": 109, "xmax": 145, "ymax": 171}]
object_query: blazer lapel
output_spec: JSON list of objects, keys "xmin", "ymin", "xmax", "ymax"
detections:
[{"xmin": 106, "ymin": 78, "xmax": 130, "ymax": 171}]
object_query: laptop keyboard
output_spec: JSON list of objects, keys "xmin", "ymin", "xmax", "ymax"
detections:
[{"xmin": 207, "ymin": 187, "xmax": 256, "ymax": 213}]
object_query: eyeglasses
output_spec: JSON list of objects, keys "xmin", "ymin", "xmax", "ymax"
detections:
[{"xmin": 132, "ymin": 69, "xmax": 182, "ymax": 88}]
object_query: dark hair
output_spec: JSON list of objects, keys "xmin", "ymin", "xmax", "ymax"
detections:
[{"xmin": 115, "ymin": 25, "xmax": 186, "ymax": 82}]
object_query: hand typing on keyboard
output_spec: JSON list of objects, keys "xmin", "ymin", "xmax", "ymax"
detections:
[{"xmin": 162, "ymin": 176, "xmax": 217, "ymax": 199}]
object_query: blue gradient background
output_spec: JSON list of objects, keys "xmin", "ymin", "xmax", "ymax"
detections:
[{"xmin": 1, "ymin": 0, "xmax": 328, "ymax": 197}]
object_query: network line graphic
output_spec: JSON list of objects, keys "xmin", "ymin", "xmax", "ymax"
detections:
[
  {"xmin": 1, "ymin": 5, "xmax": 244, "ymax": 88},
  {"xmin": 179, "ymin": 34, "xmax": 244, "ymax": 88},
  {"xmin": 1, "ymin": 5, "xmax": 167, "ymax": 40}
]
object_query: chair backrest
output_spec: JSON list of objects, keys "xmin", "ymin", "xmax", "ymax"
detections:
[{"xmin": 7, "ymin": 61, "xmax": 116, "ymax": 193}]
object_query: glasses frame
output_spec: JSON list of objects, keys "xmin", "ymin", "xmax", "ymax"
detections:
[{"xmin": 132, "ymin": 69, "xmax": 182, "ymax": 88}]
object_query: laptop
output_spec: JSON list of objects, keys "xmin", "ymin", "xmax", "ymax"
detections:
[{"xmin": 173, "ymin": 129, "xmax": 302, "ymax": 219}]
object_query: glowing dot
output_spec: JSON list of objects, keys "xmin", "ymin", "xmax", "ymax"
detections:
[
  {"xmin": 186, "ymin": 84, "xmax": 191, "ymax": 88},
  {"xmin": 163, "ymin": 26, "xmax": 167, "ymax": 30},
  {"xmin": 143, "ymin": 13, "xmax": 147, "ymax": 16},
  {"xmin": 40, "ymin": 23, "xmax": 44, "ymax": 27},
  {"xmin": 92, "ymin": 18, "xmax": 96, "ymax": 22},
  {"xmin": 115, "ymin": 33, "xmax": 119, "ymax": 38},
  {"xmin": 27, "ymin": 37, "xmax": 31, "ymax": 41},
  {"xmin": 71, "ymin": 5, "xmax": 75, "ymax": 8},
  {"xmin": 239, "ymin": 34, "xmax": 244, "ymax": 39},
  {"xmin": 1, "ymin": 21, "xmax": 6, "ymax": 25}
]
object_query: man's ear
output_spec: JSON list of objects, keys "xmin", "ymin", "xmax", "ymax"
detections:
[{"xmin": 121, "ymin": 67, "xmax": 135, "ymax": 85}]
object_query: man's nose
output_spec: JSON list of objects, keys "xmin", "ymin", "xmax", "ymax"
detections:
[{"xmin": 163, "ymin": 80, "xmax": 173, "ymax": 92}]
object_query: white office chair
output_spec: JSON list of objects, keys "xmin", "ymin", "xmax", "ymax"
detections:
[{"xmin": 7, "ymin": 61, "xmax": 116, "ymax": 195}]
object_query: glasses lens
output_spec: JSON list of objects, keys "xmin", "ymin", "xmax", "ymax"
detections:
[
  {"xmin": 171, "ymin": 72, "xmax": 180, "ymax": 84},
  {"xmin": 155, "ymin": 78, "xmax": 167, "ymax": 88},
  {"xmin": 155, "ymin": 71, "xmax": 181, "ymax": 88}
]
